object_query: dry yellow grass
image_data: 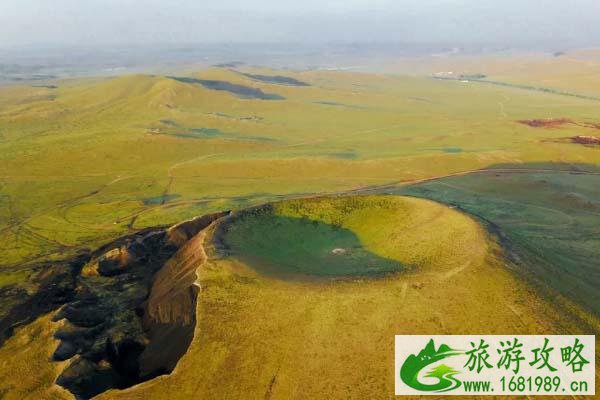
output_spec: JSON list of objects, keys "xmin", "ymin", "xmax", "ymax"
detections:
[{"xmin": 0, "ymin": 313, "xmax": 71, "ymax": 400}]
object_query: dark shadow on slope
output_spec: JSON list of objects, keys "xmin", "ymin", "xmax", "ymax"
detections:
[
  {"xmin": 239, "ymin": 72, "xmax": 310, "ymax": 86},
  {"xmin": 0, "ymin": 252, "xmax": 90, "ymax": 347},
  {"xmin": 217, "ymin": 205, "xmax": 406, "ymax": 279},
  {"xmin": 150, "ymin": 121, "xmax": 278, "ymax": 142},
  {"xmin": 168, "ymin": 76, "xmax": 285, "ymax": 100},
  {"xmin": 313, "ymin": 101, "xmax": 367, "ymax": 109}
]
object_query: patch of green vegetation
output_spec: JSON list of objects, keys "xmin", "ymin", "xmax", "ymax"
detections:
[
  {"xmin": 222, "ymin": 195, "xmax": 482, "ymax": 279},
  {"xmin": 142, "ymin": 193, "xmax": 181, "ymax": 205},
  {"xmin": 159, "ymin": 119, "xmax": 178, "ymax": 126},
  {"xmin": 238, "ymin": 135, "xmax": 277, "ymax": 142},
  {"xmin": 396, "ymin": 169, "xmax": 600, "ymax": 314},
  {"xmin": 328, "ymin": 151, "xmax": 358, "ymax": 159},
  {"xmin": 223, "ymin": 199, "xmax": 405, "ymax": 277},
  {"xmin": 174, "ymin": 128, "xmax": 223, "ymax": 139},
  {"xmin": 442, "ymin": 147, "xmax": 462, "ymax": 153}
]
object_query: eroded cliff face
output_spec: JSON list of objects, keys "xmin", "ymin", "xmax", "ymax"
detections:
[
  {"xmin": 51, "ymin": 211, "xmax": 229, "ymax": 399},
  {"xmin": 138, "ymin": 214, "xmax": 224, "ymax": 378}
]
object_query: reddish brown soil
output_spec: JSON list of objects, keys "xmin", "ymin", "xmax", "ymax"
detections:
[
  {"xmin": 518, "ymin": 118, "xmax": 573, "ymax": 128},
  {"xmin": 518, "ymin": 118, "xmax": 600, "ymax": 131},
  {"xmin": 571, "ymin": 135, "xmax": 600, "ymax": 145}
]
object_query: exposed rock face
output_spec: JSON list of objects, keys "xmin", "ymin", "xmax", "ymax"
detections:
[
  {"xmin": 138, "ymin": 228, "xmax": 210, "ymax": 377},
  {"xmin": 52, "ymin": 211, "xmax": 229, "ymax": 399},
  {"xmin": 83, "ymin": 230, "xmax": 166, "ymax": 277},
  {"xmin": 165, "ymin": 213, "xmax": 228, "ymax": 247},
  {"xmin": 97, "ymin": 247, "xmax": 130, "ymax": 275}
]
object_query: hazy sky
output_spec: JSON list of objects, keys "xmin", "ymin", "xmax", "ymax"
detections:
[{"xmin": 2, "ymin": 0, "xmax": 600, "ymax": 48}]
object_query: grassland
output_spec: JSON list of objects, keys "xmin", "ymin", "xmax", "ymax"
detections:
[
  {"xmin": 2, "ymin": 63, "xmax": 600, "ymax": 281},
  {"xmin": 0, "ymin": 55, "xmax": 599, "ymax": 399},
  {"xmin": 87, "ymin": 195, "xmax": 594, "ymax": 400},
  {"xmin": 395, "ymin": 168, "xmax": 600, "ymax": 315}
]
